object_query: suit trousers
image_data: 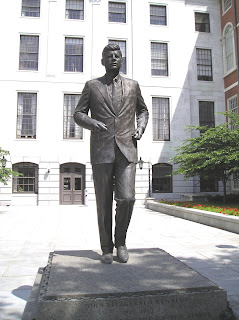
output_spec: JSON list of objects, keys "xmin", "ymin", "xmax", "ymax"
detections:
[{"xmin": 92, "ymin": 143, "xmax": 136, "ymax": 254}]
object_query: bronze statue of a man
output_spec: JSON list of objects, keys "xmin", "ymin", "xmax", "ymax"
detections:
[{"xmin": 74, "ymin": 44, "xmax": 148, "ymax": 264}]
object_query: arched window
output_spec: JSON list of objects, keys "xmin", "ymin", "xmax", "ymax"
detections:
[
  {"xmin": 152, "ymin": 163, "xmax": 172, "ymax": 193},
  {"xmin": 12, "ymin": 162, "xmax": 38, "ymax": 193},
  {"xmin": 223, "ymin": 23, "xmax": 235, "ymax": 74}
]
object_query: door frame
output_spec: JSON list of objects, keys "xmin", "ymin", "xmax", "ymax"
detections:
[{"xmin": 60, "ymin": 162, "xmax": 86, "ymax": 205}]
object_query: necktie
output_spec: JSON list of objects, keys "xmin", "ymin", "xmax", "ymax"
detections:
[{"xmin": 112, "ymin": 79, "xmax": 122, "ymax": 115}]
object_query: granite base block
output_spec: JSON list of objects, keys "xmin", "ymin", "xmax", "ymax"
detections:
[{"xmin": 22, "ymin": 248, "xmax": 234, "ymax": 320}]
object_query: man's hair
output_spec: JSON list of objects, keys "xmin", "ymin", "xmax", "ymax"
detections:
[{"xmin": 102, "ymin": 44, "xmax": 122, "ymax": 58}]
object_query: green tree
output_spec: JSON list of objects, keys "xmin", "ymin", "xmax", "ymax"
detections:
[
  {"xmin": 0, "ymin": 148, "xmax": 19, "ymax": 185},
  {"xmin": 171, "ymin": 112, "xmax": 239, "ymax": 203}
]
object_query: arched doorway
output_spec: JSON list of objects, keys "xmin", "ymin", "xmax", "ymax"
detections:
[{"xmin": 60, "ymin": 163, "xmax": 85, "ymax": 205}]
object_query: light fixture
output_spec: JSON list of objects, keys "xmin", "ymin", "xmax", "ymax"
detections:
[
  {"xmin": 138, "ymin": 157, "xmax": 144, "ymax": 170},
  {"xmin": 2, "ymin": 156, "xmax": 7, "ymax": 168}
]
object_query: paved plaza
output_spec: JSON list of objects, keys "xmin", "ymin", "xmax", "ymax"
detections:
[{"xmin": 0, "ymin": 204, "xmax": 239, "ymax": 320}]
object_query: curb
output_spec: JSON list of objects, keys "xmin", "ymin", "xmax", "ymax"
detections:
[{"xmin": 146, "ymin": 200, "xmax": 239, "ymax": 235}]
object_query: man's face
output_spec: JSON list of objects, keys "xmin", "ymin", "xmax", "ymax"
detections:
[{"xmin": 101, "ymin": 50, "xmax": 122, "ymax": 72}]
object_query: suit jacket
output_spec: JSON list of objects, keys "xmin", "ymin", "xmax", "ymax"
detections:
[{"xmin": 74, "ymin": 75, "xmax": 149, "ymax": 164}]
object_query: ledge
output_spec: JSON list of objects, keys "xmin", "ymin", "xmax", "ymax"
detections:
[{"xmin": 146, "ymin": 199, "xmax": 239, "ymax": 235}]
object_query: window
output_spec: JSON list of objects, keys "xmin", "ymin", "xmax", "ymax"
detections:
[
  {"xmin": 17, "ymin": 93, "xmax": 37, "ymax": 139},
  {"xmin": 19, "ymin": 35, "xmax": 39, "ymax": 71},
  {"xmin": 222, "ymin": 0, "xmax": 232, "ymax": 14},
  {"xmin": 152, "ymin": 97, "xmax": 170, "ymax": 141},
  {"xmin": 64, "ymin": 94, "xmax": 83, "ymax": 139},
  {"xmin": 108, "ymin": 2, "xmax": 126, "ymax": 23},
  {"xmin": 232, "ymin": 173, "xmax": 239, "ymax": 190},
  {"xmin": 108, "ymin": 39, "xmax": 126, "ymax": 74},
  {"xmin": 195, "ymin": 12, "xmax": 210, "ymax": 32},
  {"xmin": 65, "ymin": 37, "xmax": 83, "ymax": 72},
  {"xmin": 200, "ymin": 177, "xmax": 218, "ymax": 192},
  {"xmin": 199, "ymin": 101, "xmax": 215, "ymax": 129},
  {"xmin": 151, "ymin": 42, "xmax": 168, "ymax": 76},
  {"xmin": 21, "ymin": 0, "xmax": 40, "ymax": 17},
  {"xmin": 152, "ymin": 164, "xmax": 172, "ymax": 193},
  {"xmin": 223, "ymin": 24, "xmax": 235, "ymax": 74},
  {"xmin": 196, "ymin": 48, "xmax": 213, "ymax": 81},
  {"xmin": 13, "ymin": 163, "xmax": 38, "ymax": 193},
  {"xmin": 228, "ymin": 95, "xmax": 238, "ymax": 130},
  {"xmin": 150, "ymin": 5, "xmax": 167, "ymax": 26},
  {"xmin": 66, "ymin": 0, "xmax": 84, "ymax": 20}
]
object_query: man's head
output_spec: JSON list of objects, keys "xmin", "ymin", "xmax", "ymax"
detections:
[{"xmin": 101, "ymin": 44, "xmax": 122, "ymax": 74}]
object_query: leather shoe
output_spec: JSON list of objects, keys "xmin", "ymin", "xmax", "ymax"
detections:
[
  {"xmin": 117, "ymin": 245, "xmax": 129, "ymax": 263},
  {"xmin": 101, "ymin": 253, "xmax": 113, "ymax": 264}
]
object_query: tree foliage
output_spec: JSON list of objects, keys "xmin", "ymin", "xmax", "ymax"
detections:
[
  {"xmin": 0, "ymin": 148, "xmax": 19, "ymax": 185},
  {"xmin": 171, "ymin": 112, "xmax": 239, "ymax": 202}
]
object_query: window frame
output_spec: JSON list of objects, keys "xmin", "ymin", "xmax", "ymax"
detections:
[
  {"xmin": 152, "ymin": 96, "xmax": 170, "ymax": 141},
  {"xmin": 200, "ymin": 176, "xmax": 218, "ymax": 192},
  {"xmin": 222, "ymin": 23, "xmax": 236, "ymax": 75},
  {"xmin": 194, "ymin": 12, "xmax": 210, "ymax": 33},
  {"xmin": 152, "ymin": 163, "xmax": 173, "ymax": 193},
  {"xmin": 108, "ymin": 1, "xmax": 126, "ymax": 23},
  {"xmin": 64, "ymin": 37, "xmax": 84, "ymax": 73},
  {"xmin": 21, "ymin": 0, "xmax": 41, "ymax": 18},
  {"xmin": 19, "ymin": 34, "xmax": 39, "ymax": 71},
  {"xmin": 199, "ymin": 101, "xmax": 215, "ymax": 129},
  {"xmin": 227, "ymin": 94, "xmax": 238, "ymax": 130},
  {"xmin": 196, "ymin": 48, "xmax": 213, "ymax": 81},
  {"xmin": 16, "ymin": 92, "xmax": 37, "ymax": 139},
  {"xmin": 149, "ymin": 4, "xmax": 167, "ymax": 26},
  {"xmin": 108, "ymin": 39, "xmax": 127, "ymax": 74},
  {"xmin": 231, "ymin": 172, "xmax": 239, "ymax": 191},
  {"xmin": 151, "ymin": 41, "xmax": 169, "ymax": 77},
  {"xmin": 12, "ymin": 162, "xmax": 39, "ymax": 194},
  {"xmin": 222, "ymin": 0, "xmax": 232, "ymax": 15},
  {"xmin": 65, "ymin": 0, "xmax": 84, "ymax": 20},
  {"xmin": 63, "ymin": 93, "xmax": 83, "ymax": 139}
]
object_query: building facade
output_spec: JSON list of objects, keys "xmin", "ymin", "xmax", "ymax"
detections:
[
  {"xmin": 220, "ymin": 0, "xmax": 239, "ymax": 193},
  {"xmin": 0, "ymin": 0, "xmax": 232, "ymax": 206}
]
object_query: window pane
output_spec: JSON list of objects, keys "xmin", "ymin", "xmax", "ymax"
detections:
[
  {"xmin": 64, "ymin": 94, "xmax": 83, "ymax": 138},
  {"xmin": 75, "ymin": 177, "xmax": 82, "ymax": 190},
  {"xmin": 152, "ymin": 164, "xmax": 172, "ymax": 193},
  {"xmin": 195, "ymin": 13, "xmax": 210, "ymax": 32},
  {"xmin": 65, "ymin": 38, "xmax": 83, "ymax": 72},
  {"xmin": 196, "ymin": 48, "xmax": 213, "ymax": 81},
  {"xmin": 224, "ymin": 24, "xmax": 234, "ymax": 73},
  {"xmin": 22, "ymin": 0, "xmax": 40, "ymax": 17},
  {"xmin": 17, "ymin": 93, "xmax": 37, "ymax": 138},
  {"xmin": 13, "ymin": 163, "xmax": 38, "ymax": 193},
  {"xmin": 66, "ymin": 0, "xmax": 84, "ymax": 19},
  {"xmin": 223, "ymin": 0, "xmax": 232, "ymax": 13},
  {"xmin": 199, "ymin": 101, "xmax": 215, "ymax": 128},
  {"xmin": 228, "ymin": 95, "xmax": 238, "ymax": 130},
  {"xmin": 108, "ymin": 40, "xmax": 126, "ymax": 74},
  {"xmin": 151, "ymin": 42, "xmax": 168, "ymax": 76},
  {"xmin": 109, "ymin": 2, "xmax": 126, "ymax": 23},
  {"xmin": 200, "ymin": 177, "xmax": 218, "ymax": 192},
  {"xmin": 19, "ymin": 35, "xmax": 39, "ymax": 70},
  {"xmin": 152, "ymin": 97, "xmax": 170, "ymax": 141},
  {"xmin": 150, "ymin": 5, "xmax": 166, "ymax": 25}
]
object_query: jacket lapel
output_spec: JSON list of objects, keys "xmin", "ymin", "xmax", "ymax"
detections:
[
  {"xmin": 119, "ymin": 77, "xmax": 130, "ymax": 115},
  {"xmin": 96, "ymin": 77, "xmax": 116, "ymax": 115}
]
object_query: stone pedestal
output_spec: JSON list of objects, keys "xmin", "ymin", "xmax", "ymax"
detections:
[{"xmin": 22, "ymin": 248, "xmax": 233, "ymax": 320}]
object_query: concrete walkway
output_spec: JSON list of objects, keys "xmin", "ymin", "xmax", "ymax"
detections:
[{"xmin": 0, "ymin": 204, "xmax": 239, "ymax": 320}]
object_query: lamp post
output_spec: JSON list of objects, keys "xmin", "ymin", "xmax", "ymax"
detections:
[{"xmin": 138, "ymin": 157, "xmax": 151, "ymax": 198}]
